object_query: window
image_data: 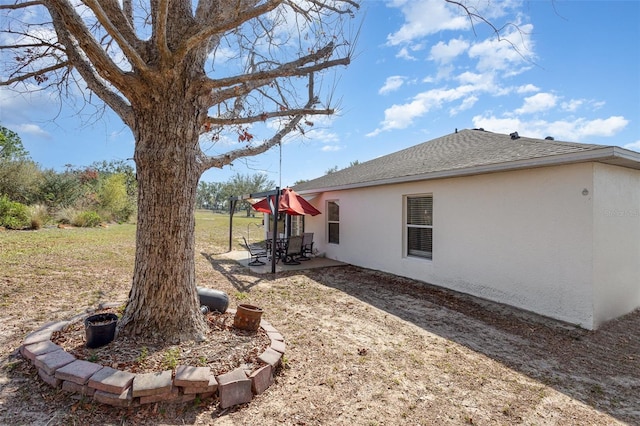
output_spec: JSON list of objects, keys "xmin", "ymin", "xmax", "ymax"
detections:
[
  {"xmin": 327, "ymin": 200, "xmax": 340, "ymax": 244},
  {"xmin": 406, "ymin": 195, "xmax": 432, "ymax": 259},
  {"xmin": 291, "ymin": 215, "xmax": 303, "ymax": 236}
]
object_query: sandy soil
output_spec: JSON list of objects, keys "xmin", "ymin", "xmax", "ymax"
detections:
[{"xmin": 1, "ymin": 246, "xmax": 638, "ymax": 425}]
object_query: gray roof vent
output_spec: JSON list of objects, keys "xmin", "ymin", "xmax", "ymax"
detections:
[
  {"xmin": 510, "ymin": 132, "xmax": 520, "ymax": 140},
  {"xmin": 545, "ymin": 136, "xmax": 555, "ymax": 140}
]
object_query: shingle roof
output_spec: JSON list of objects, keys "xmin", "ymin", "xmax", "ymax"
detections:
[{"xmin": 294, "ymin": 129, "xmax": 640, "ymax": 193}]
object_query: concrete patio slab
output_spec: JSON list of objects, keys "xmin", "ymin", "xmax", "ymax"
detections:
[{"xmin": 221, "ymin": 250, "xmax": 346, "ymax": 274}]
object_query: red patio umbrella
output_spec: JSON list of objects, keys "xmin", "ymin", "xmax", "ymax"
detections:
[{"xmin": 251, "ymin": 188, "xmax": 321, "ymax": 216}]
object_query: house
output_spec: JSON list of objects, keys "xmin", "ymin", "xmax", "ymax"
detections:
[{"xmin": 293, "ymin": 129, "xmax": 640, "ymax": 329}]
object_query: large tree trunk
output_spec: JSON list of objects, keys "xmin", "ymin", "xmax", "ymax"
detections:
[{"xmin": 117, "ymin": 88, "xmax": 208, "ymax": 343}]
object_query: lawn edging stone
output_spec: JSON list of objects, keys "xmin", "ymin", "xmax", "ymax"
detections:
[{"xmin": 20, "ymin": 306, "xmax": 283, "ymax": 408}]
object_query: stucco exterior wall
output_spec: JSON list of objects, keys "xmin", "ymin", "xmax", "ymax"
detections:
[
  {"xmin": 304, "ymin": 163, "xmax": 604, "ymax": 328},
  {"xmin": 592, "ymin": 163, "xmax": 640, "ymax": 327}
]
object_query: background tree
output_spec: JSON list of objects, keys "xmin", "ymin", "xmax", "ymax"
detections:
[
  {"xmin": 223, "ymin": 172, "xmax": 275, "ymax": 216},
  {"xmin": 0, "ymin": 125, "xmax": 28, "ymax": 161},
  {"xmin": 1, "ymin": 0, "xmax": 360, "ymax": 343},
  {"xmin": 90, "ymin": 160, "xmax": 138, "ymax": 200},
  {"xmin": 325, "ymin": 165, "xmax": 339, "ymax": 174},
  {"xmin": 196, "ymin": 181, "xmax": 216, "ymax": 210},
  {"xmin": 37, "ymin": 168, "xmax": 86, "ymax": 210},
  {"xmin": 98, "ymin": 174, "xmax": 131, "ymax": 223},
  {"xmin": 0, "ymin": 125, "xmax": 42, "ymax": 204}
]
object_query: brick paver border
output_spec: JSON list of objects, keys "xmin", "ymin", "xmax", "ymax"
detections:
[{"xmin": 20, "ymin": 304, "xmax": 284, "ymax": 409}]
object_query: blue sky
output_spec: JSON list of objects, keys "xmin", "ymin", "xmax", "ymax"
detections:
[{"xmin": 1, "ymin": 0, "xmax": 639, "ymax": 188}]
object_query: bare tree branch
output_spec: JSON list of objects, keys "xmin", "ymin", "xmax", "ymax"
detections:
[
  {"xmin": 200, "ymin": 39, "xmax": 345, "ymax": 102},
  {"xmin": 206, "ymin": 106, "xmax": 332, "ymax": 127},
  {"xmin": 91, "ymin": 0, "xmax": 140, "ymax": 52},
  {"xmin": 45, "ymin": 8, "xmax": 134, "ymax": 126},
  {"xmin": 81, "ymin": 0, "xmax": 149, "ymax": 74},
  {"xmin": 44, "ymin": 1, "xmax": 130, "ymax": 92},
  {"xmin": 200, "ymin": 71, "xmax": 324, "ymax": 169},
  {"xmin": 1, "ymin": 61, "xmax": 69, "ymax": 85},
  {"xmin": 204, "ymin": 55, "xmax": 349, "ymax": 109},
  {"xmin": 177, "ymin": 0, "xmax": 284, "ymax": 64},
  {"xmin": 0, "ymin": 1, "xmax": 44, "ymax": 10},
  {"xmin": 197, "ymin": 101, "xmax": 311, "ymax": 173},
  {"xmin": 153, "ymin": 0, "xmax": 172, "ymax": 65},
  {"xmin": 122, "ymin": 0, "xmax": 133, "ymax": 25}
]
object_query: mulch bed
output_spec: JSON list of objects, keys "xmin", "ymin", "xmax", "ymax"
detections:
[{"xmin": 51, "ymin": 309, "xmax": 271, "ymax": 376}]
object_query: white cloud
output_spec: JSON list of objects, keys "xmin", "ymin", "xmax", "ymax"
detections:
[
  {"xmin": 293, "ymin": 115, "xmax": 339, "ymax": 145},
  {"xmin": 386, "ymin": 0, "xmax": 470, "ymax": 46},
  {"xmin": 395, "ymin": 47, "xmax": 416, "ymax": 61},
  {"xmin": 514, "ymin": 92, "xmax": 558, "ymax": 114},
  {"xmin": 471, "ymin": 115, "xmax": 523, "ymax": 136},
  {"xmin": 517, "ymin": 84, "xmax": 539, "ymax": 94},
  {"xmin": 472, "ymin": 114, "xmax": 629, "ymax": 141},
  {"xmin": 305, "ymin": 128, "xmax": 340, "ymax": 144},
  {"xmin": 455, "ymin": 71, "xmax": 497, "ymax": 92},
  {"xmin": 450, "ymin": 95, "xmax": 478, "ymax": 115},
  {"xmin": 15, "ymin": 123, "xmax": 50, "ymax": 138},
  {"xmin": 561, "ymin": 99, "xmax": 584, "ymax": 112},
  {"xmin": 578, "ymin": 116, "xmax": 628, "ymax": 137},
  {"xmin": 379, "ymin": 76, "xmax": 406, "ymax": 95},
  {"xmin": 623, "ymin": 141, "xmax": 640, "ymax": 152},
  {"xmin": 429, "ymin": 38, "xmax": 469, "ymax": 64},
  {"xmin": 368, "ymin": 84, "xmax": 478, "ymax": 134},
  {"xmin": 435, "ymin": 64, "xmax": 455, "ymax": 81},
  {"xmin": 468, "ymin": 24, "xmax": 535, "ymax": 74},
  {"xmin": 0, "ymin": 86, "xmax": 58, "ymax": 124},
  {"xmin": 321, "ymin": 145, "xmax": 342, "ymax": 152}
]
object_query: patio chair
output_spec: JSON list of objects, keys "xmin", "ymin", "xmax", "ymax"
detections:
[
  {"xmin": 299, "ymin": 232, "xmax": 314, "ymax": 260},
  {"xmin": 265, "ymin": 234, "xmax": 285, "ymax": 263},
  {"xmin": 282, "ymin": 235, "xmax": 303, "ymax": 265},
  {"xmin": 242, "ymin": 236, "xmax": 267, "ymax": 266}
]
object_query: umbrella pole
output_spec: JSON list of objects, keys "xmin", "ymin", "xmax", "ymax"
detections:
[
  {"xmin": 228, "ymin": 199, "xmax": 237, "ymax": 252},
  {"xmin": 269, "ymin": 189, "xmax": 280, "ymax": 273}
]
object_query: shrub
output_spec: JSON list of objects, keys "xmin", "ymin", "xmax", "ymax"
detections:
[
  {"xmin": 0, "ymin": 159, "xmax": 43, "ymax": 204},
  {"xmin": 72, "ymin": 210, "xmax": 102, "ymax": 227},
  {"xmin": 54, "ymin": 207, "xmax": 78, "ymax": 225},
  {"xmin": 38, "ymin": 169, "xmax": 83, "ymax": 209},
  {"xmin": 0, "ymin": 195, "xmax": 31, "ymax": 229},
  {"xmin": 97, "ymin": 173, "xmax": 135, "ymax": 223},
  {"xmin": 29, "ymin": 204, "xmax": 50, "ymax": 230}
]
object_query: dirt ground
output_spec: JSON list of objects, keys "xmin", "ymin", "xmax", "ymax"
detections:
[{"xmin": 1, "ymin": 240, "xmax": 639, "ymax": 425}]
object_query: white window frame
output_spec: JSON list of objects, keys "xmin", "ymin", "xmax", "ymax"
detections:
[
  {"xmin": 327, "ymin": 200, "xmax": 340, "ymax": 244},
  {"xmin": 405, "ymin": 194, "xmax": 433, "ymax": 259}
]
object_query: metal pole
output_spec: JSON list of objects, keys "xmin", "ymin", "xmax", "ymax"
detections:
[
  {"xmin": 228, "ymin": 199, "xmax": 237, "ymax": 252},
  {"xmin": 270, "ymin": 187, "xmax": 280, "ymax": 273}
]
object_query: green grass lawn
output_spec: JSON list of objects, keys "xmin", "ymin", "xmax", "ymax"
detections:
[
  {"xmin": 195, "ymin": 209, "xmax": 265, "ymax": 250},
  {"xmin": 1, "ymin": 210, "xmax": 262, "ymax": 262},
  {"xmin": 0, "ymin": 210, "xmax": 262, "ymax": 314}
]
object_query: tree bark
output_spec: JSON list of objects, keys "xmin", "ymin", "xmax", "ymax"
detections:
[{"xmin": 117, "ymin": 83, "xmax": 208, "ymax": 343}]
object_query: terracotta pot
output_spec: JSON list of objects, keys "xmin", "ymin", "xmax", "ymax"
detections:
[
  {"xmin": 233, "ymin": 304, "xmax": 263, "ymax": 331},
  {"xmin": 84, "ymin": 313, "xmax": 118, "ymax": 348}
]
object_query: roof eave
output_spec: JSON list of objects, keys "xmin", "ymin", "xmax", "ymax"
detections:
[{"xmin": 296, "ymin": 146, "xmax": 640, "ymax": 195}]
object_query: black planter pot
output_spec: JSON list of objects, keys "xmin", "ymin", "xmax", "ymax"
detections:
[{"xmin": 84, "ymin": 313, "xmax": 118, "ymax": 348}]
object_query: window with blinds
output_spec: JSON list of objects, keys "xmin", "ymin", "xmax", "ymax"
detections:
[
  {"xmin": 327, "ymin": 200, "xmax": 339, "ymax": 244},
  {"xmin": 406, "ymin": 195, "xmax": 432, "ymax": 259}
]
